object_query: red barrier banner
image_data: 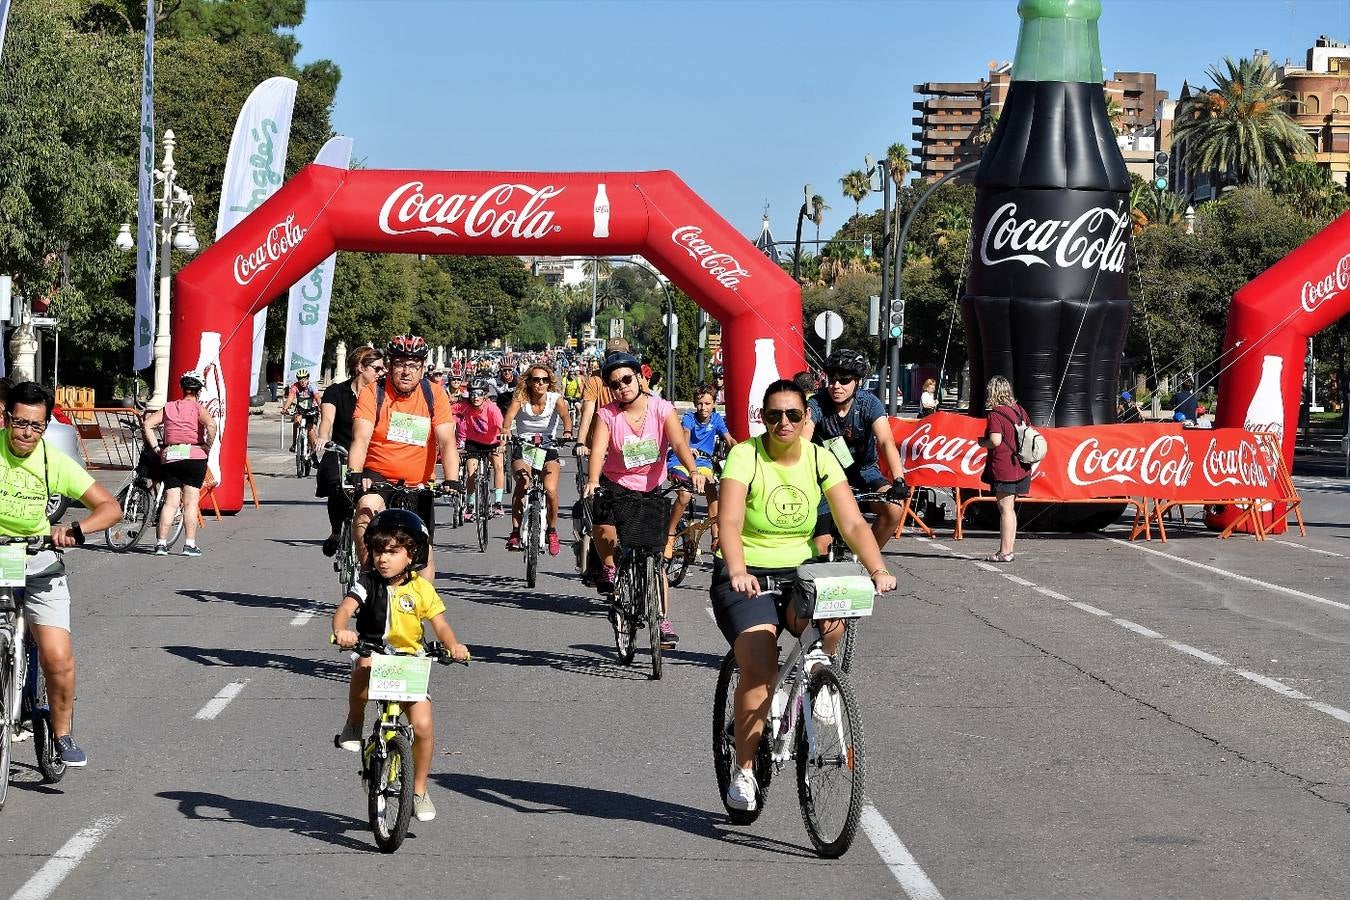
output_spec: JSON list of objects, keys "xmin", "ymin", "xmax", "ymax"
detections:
[{"xmin": 889, "ymin": 412, "xmax": 1283, "ymax": 502}]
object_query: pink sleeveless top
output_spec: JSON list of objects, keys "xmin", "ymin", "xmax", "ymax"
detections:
[{"xmin": 161, "ymin": 399, "xmax": 207, "ymax": 461}]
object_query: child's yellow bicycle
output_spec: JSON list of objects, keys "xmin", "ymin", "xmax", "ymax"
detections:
[{"xmin": 331, "ymin": 636, "xmax": 467, "ymax": 852}]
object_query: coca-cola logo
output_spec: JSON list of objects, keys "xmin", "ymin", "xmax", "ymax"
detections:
[
  {"xmin": 897, "ymin": 421, "xmax": 986, "ymax": 478},
  {"xmin": 1299, "ymin": 252, "xmax": 1350, "ymax": 313},
  {"xmin": 671, "ymin": 226, "xmax": 750, "ymax": 289},
  {"xmin": 233, "ymin": 215, "xmax": 306, "ymax": 287},
  {"xmin": 1067, "ymin": 434, "xmax": 1192, "ymax": 488},
  {"xmin": 378, "ymin": 182, "xmax": 564, "ymax": 239},
  {"xmin": 1201, "ymin": 438, "xmax": 1272, "ymax": 489},
  {"xmin": 980, "ymin": 202, "xmax": 1128, "ymax": 274}
]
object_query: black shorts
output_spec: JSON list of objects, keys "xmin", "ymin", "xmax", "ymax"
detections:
[
  {"xmin": 463, "ymin": 439, "xmax": 499, "ymax": 457},
  {"xmin": 513, "ymin": 447, "xmax": 560, "ymax": 466},
  {"xmin": 374, "ymin": 485, "xmax": 437, "ymax": 540},
  {"xmin": 988, "ymin": 475, "xmax": 1031, "ymax": 496},
  {"xmin": 708, "ymin": 558, "xmax": 798, "ymax": 646},
  {"xmin": 811, "ymin": 469, "xmax": 890, "ymax": 538},
  {"xmin": 160, "ymin": 459, "xmax": 208, "ymax": 490},
  {"xmin": 316, "ymin": 448, "xmax": 346, "ymax": 498}
]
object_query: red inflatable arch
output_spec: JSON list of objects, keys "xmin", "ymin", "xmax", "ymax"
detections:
[
  {"xmin": 171, "ymin": 167, "xmax": 805, "ymax": 511},
  {"xmin": 1209, "ymin": 208, "xmax": 1350, "ymax": 532}
]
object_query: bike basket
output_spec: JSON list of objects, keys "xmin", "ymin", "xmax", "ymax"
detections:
[
  {"xmin": 792, "ymin": 561, "xmax": 876, "ymax": 620},
  {"xmin": 367, "ymin": 653, "xmax": 433, "ymax": 703},
  {"xmin": 611, "ymin": 492, "xmax": 670, "ymax": 550}
]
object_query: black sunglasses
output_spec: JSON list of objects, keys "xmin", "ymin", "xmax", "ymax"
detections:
[
  {"xmin": 607, "ymin": 373, "xmax": 636, "ymax": 390},
  {"xmin": 826, "ymin": 373, "xmax": 857, "ymax": 385},
  {"xmin": 762, "ymin": 408, "xmax": 805, "ymax": 425},
  {"xmin": 528, "ymin": 376, "xmax": 550, "ymax": 384}
]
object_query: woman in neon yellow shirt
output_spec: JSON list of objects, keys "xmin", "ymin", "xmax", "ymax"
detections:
[{"xmin": 712, "ymin": 378, "xmax": 896, "ymax": 814}]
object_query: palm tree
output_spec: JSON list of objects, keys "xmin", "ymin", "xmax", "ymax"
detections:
[
  {"xmin": 1105, "ymin": 96, "xmax": 1128, "ymax": 136},
  {"xmin": 885, "ymin": 142, "xmax": 911, "ymax": 187},
  {"xmin": 581, "ymin": 257, "xmax": 613, "ymax": 281},
  {"xmin": 810, "ymin": 194, "xmax": 829, "ymax": 243},
  {"xmin": 931, "ymin": 201, "xmax": 972, "ymax": 248},
  {"xmin": 839, "ymin": 170, "xmax": 869, "ymax": 217},
  {"xmin": 1270, "ymin": 161, "xmax": 1350, "ymax": 218},
  {"xmin": 1129, "ymin": 181, "xmax": 1185, "ymax": 231},
  {"xmin": 972, "ymin": 109, "xmax": 1000, "ymax": 148},
  {"xmin": 1172, "ymin": 55, "xmax": 1315, "ymax": 189}
]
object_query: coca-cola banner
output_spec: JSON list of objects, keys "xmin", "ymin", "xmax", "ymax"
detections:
[
  {"xmin": 889, "ymin": 412, "xmax": 1283, "ymax": 503},
  {"xmin": 172, "ymin": 166, "xmax": 804, "ymax": 511}
]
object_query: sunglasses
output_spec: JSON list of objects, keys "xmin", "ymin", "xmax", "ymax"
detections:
[
  {"xmin": 7, "ymin": 417, "xmax": 48, "ymax": 433},
  {"xmin": 469, "ymin": 389, "xmax": 488, "ymax": 398},
  {"xmin": 528, "ymin": 376, "xmax": 550, "ymax": 384},
  {"xmin": 826, "ymin": 373, "xmax": 857, "ymax": 385},
  {"xmin": 762, "ymin": 408, "xmax": 805, "ymax": 425},
  {"xmin": 366, "ymin": 364, "xmax": 386, "ymax": 374},
  {"xmin": 607, "ymin": 373, "xmax": 637, "ymax": 391}
]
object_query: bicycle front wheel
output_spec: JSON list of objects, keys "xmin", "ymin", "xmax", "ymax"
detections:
[
  {"xmin": 31, "ymin": 656, "xmax": 66, "ymax": 784},
  {"xmin": 337, "ymin": 519, "xmax": 357, "ymax": 591},
  {"xmin": 712, "ymin": 651, "xmax": 772, "ymax": 825},
  {"xmin": 368, "ymin": 733, "xmax": 415, "ymax": 853},
  {"xmin": 524, "ymin": 497, "xmax": 541, "ymax": 589},
  {"xmin": 796, "ymin": 666, "xmax": 865, "ymax": 858},
  {"xmin": 105, "ymin": 483, "xmax": 153, "ymax": 552},
  {"xmin": 837, "ymin": 620, "xmax": 858, "ymax": 675},
  {"xmin": 667, "ymin": 523, "xmax": 694, "ymax": 588},
  {"xmin": 0, "ymin": 630, "xmax": 13, "ymax": 811},
  {"xmin": 611, "ymin": 560, "xmax": 637, "ymax": 666},
  {"xmin": 646, "ymin": 554, "xmax": 663, "ymax": 680},
  {"xmin": 476, "ymin": 478, "xmax": 490, "ymax": 553}
]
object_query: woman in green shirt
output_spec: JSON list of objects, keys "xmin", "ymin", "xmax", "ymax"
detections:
[{"xmin": 713, "ymin": 378, "xmax": 896, "ymax": 814}]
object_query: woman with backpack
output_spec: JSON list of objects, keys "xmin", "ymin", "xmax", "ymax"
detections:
[
  {"xmin": 979, "ymin": 375, "xmax": 1030, "ymax": 563},
  {"xmin": 712, "ymin": 378, "xmax": 896, "ymax": 814}
]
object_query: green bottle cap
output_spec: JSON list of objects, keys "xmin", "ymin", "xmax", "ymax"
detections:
[{"xmin": 1012, "ymin": 0, "xmax": 1104, "ymax": 84}]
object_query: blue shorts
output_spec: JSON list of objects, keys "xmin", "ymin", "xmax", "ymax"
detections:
[
  {"xmin": 816, "ymin": 463, "xmax": 888, "ymax": 516},
  {"xmin": 668, "ymin": 458, "xmax": 714, "ymax": 482}
]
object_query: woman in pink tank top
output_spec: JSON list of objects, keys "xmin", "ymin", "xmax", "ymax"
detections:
[{"xmin": 140, "ymin": 371, "xmax": 217, "ymax": 556}]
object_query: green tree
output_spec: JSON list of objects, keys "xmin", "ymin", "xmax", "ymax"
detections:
[
  {"xmin": 809, "ymin": 193, "xmax": 830, "ymax": 244},
  {"xmin": 1269, "ymin": 161, "xmax": 1350, "ymax": 219},
  {"xmin": 1173, "ymin": 55, "xmax": 1315, "ymax": 188},
  {"xmin": 839, "ymin": 169, "xmax": 869, "ymax": 216}
]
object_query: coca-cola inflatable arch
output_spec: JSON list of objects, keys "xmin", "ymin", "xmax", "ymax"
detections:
[{"xmin": 171, "ymin": 167, "xmax": 805, "ymax": 512}]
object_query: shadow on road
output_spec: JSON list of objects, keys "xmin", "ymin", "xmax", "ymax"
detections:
[
  {"xmin": 433, "ymin": 773, "xmax": 813, "ymax": 857},
  {"xmin": 570, "ymin": 643, "xmax": 722, "ymax": 670},
  {"xmin": 163, "ymin": 645, "xmax": 348, "ymax": 682},
  {"xmin": 267, "ymin": 538, "xmax": 325, "ymax": 548},
  {"xmin": 468, "ymin": 643, "xmax": 650, "ymax": 681},
  {"xmin": 439, "ymin": 572, "xmax": 605, "ymax": 618},
  {"xmin": 177, "ymin": 589, "xmax": 321, "ymax": 613},
  {"xmin": 156, "ymin": 790, "xmax": 375, "ymax": 852}
]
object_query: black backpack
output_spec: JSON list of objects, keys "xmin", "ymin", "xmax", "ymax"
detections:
[{"xmin": 373, "ymin": 376, "xmax": 437, "ymax": 428}]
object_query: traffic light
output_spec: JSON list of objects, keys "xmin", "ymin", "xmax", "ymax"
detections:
[
  {"xmin": 887, "ymin": 296, "xmax": 904, "ymax": 341},
  {"xmin": 863, "ymin": 234, "xmax": 873, "ymax": 258},
  {"xmin": 1153, "ymin": 151, "xmax": 1170, "ymax": 191}
]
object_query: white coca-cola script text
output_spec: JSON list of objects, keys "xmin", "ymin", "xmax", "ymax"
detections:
[
  {"xmin": 1201, "ymin": 438, "xmax": 1272, "ymax": 489},
  {"xmin": 378, "ymin": 182, "xmax": 563, "ymax": 239},
  {"xmin": 897, "ymin": 421, "xmax": 987, "ymax": 478},
  {"xmin": 1299, "ymin": 252, "xmax": 1350, "ymax": 314},
  {"xmin": 1066, "ymin": 434, "xmax": 1192, "ymax": 488},
  {"xmin": 980, "ymin": 202, "xmax": 1128, "ymax": 274},
  {"xmin": 234, "ymin": 215, "xmax": 306, "ymax": 287},
  {"xmin": 671, "ymin": 226, "xmax": 750, "ymax": 289}
]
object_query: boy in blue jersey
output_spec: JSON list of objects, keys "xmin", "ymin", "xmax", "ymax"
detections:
[{"xmin": 665, "ymin": 384, "xmax": 737, "ymax": 560}]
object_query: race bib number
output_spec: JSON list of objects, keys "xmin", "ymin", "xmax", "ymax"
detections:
[
  {"xmin": 367, "ymin": 653, "xmax": 433, "ymax": 703},
  {"xmin": 824, "ymin": 436, "xmax": 854, "ymax": 469},
  {"xmin": 165, "ymin": 443, "xmax": 192, "ymax": 462},
  {"xmin": 810, "ymin": 575, "xmax": 875, "ymax": 620},
  {"xmin": 621, "ymin": 436, "xmax": 660, "ymax": 470},
  {"xmin": 0, "ymin": 544, "xmax": 24, "ymax": 588},
  {"xmin": 387, "ymin": 412, "xmax": 431, "ymax": 446},
  {"xmin": 523, "ymin": 444, "xmax": 548, "ymax": 471}
]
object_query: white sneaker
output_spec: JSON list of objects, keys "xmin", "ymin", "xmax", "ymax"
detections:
[
  {"xmin": 726, "ymin": 766, "xmax": 757, "ymax": 812},
  {"xmin": 804, "ymin": 647, "xmax": 830, "ymax": 674},
  {"xmin": 414, "ymin": 791, "xmax": 436, "ymax": 822},
  {"xmin": 337, "ymin": 722, "xmax": 362, "ymax": 752},
  {"xmin": 154, "ymin": 543, "xmax": 168, "ymax": 556},
  {"xmin": 813, "ymin": 683, "xmax": 839, "ymax": 727}
]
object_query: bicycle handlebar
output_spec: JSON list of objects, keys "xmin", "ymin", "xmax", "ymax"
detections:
[
  {"xmin": 330, "ymin": 634, "xmax": 470, "ymax": 666},
  {"xmin": 0, "ymin": 535, "xmax": 56, "ymax": 553}
]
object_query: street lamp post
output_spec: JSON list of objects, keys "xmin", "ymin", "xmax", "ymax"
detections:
[
  {"xmin": 865, "ymin": 155, "xmax": 894, "ymax": 400},
  {"xmin": 579, "ymin": 256, "xmax": 675, "ymax": 390},
  {"xmin": 792, "ymin": 183, "xmax": 811, "ymax": 282},
  {"xmin": 118, "ymin": 129, "xmax": 199, "ymax": 408}
]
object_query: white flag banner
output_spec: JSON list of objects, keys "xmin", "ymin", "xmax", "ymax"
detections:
[
  {"xmin": 213, "ymin": 75, "xmax": 298, "ymax": 396},
  {"xmin": 0, "ymin": 0, "xmax": 13, "ymax": 63},
  {"xmin": 133, "ymin": 0, "xmax": 156, "ymax": 371},
  {"xmin": 282, "ymin": 136, "xmax": 352, "ymax": 387}
]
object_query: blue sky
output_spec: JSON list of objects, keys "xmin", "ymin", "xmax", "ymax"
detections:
[{"xmin": 294, "ymin": 0, "xmax": 1350, "ymax": 243}]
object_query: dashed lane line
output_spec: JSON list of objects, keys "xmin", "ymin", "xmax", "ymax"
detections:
[
  {"xmin": 10, "ymin": 816, "xmax": 122, "ymax": 900},
  {"xmin": 860, "ymin": 803, "xmax": 946, "ymax": 900},
  {"xmin": 194, "ymin": 679, "xmax": 249, "ymax": 720},
  {"xmin": 1269, "ymin": 538, "xmax": 1345, "ymax": 559}
]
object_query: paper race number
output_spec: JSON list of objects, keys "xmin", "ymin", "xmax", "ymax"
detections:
[
  {"xmin": 621, "ymin": 436, "xmax": 660, "ymax": 470},
  {"xmin": 0, "ymin": 544, "xmax": 25, "ymax": 588},
  {"xmin": 387, "ymin": 412, "xmax": 432, "ymax": 446},
  {"xmin": 824, "ymin": 436, "xmax": 854, "ymax": 469},
  {"xmin": 810, "ymin": 575, "xmax": 875, "ymax": 619},
  {"xmin": 367, "ymin": 653, "xmax": 433, "ymax": 702},
  {"xmin": 523, "ymin": 444, "xmax": 548, "ymax": 470}
]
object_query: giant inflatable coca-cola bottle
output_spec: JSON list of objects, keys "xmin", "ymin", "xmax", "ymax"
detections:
[{"xmin": 961, "ymin": 0, "xmax": 1131, "ymax": 427}]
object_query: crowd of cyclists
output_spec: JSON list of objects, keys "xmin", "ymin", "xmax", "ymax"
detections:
[{"xmin": 3, "ymin": 330, "xmax": 922, "ymax": 828}]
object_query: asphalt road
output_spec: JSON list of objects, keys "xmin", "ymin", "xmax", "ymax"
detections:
[{"xmin": 2, "ymin": 419, "xmax": 1349, "ymax": 899}]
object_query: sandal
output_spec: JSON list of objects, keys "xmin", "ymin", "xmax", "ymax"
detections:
[{"xmin": 986, "ymin": 552, "xmax": 1015, "ymax": 563}]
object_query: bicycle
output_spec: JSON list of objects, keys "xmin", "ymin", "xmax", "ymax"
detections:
[
  {"xmin": 323, "ymin": 444, "xmax": 359, "ymax": 592},
  {"xmin": 0, "ymin": 537, "xmax": 70, "ymax": 810},
  {"xmin": 444, "ymin": 453, "xmax": 466, "ymax": 530},
  {"xmin": 104, "ymin": 473, "xmax": 184, "ymax": 553},
  {"xmin": 666, "ymin": 452, "xmax": 726, "ymax": 589},
  {"xmin": 330, "ymin": 636, "xmax": 466, "ymax": 852},
  {"xmin": 601, "ymin": 483, "xmax": 681, "ymax": 680},
  {"xmin": 461, "ymin": 445, "xmax": 498, "ymax": 553},
  {"xmin": 822, "ymin": 488, "xmax": 906, "ymax": 674},
  {"xmin": 510, "ymin": 436, "xmax": 560, "ymax": 589},
  {"xmin": 711, "ymin": 563, "xmax": 874, "ymax": 857},
  {"xmin": 292, "ymin": 407, "xmax": 321, "ymax": 477}
]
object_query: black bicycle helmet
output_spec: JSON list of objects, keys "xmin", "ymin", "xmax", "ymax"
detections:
[
  {"xmin": 363, "ymin": 508, "xmax": 431, "ymax": 570},
  {"xmin": 179, "ymin": 370, "xmax": 205, "ymax": 392},
  {"xmin": 823, "ymin": 349, "xmax": 869, "ymax": 379},
  {"xmin": 711, "ymin": 365, "xmax": 724, "ymax": 377},
  {"xmin": 601, "ymin": 351, "xmax": 641, "ymax": 381},
  {"xmin": 386, "ymin": 334, "xmax": 429, "ymax": 360}
]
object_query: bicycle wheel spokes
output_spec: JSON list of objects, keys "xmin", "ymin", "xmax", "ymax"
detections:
[
  {"xmin": 611, "ymin": 562, "xmax": 636, "ymax": 666},
  {"xmin": 369, "ymin": 733, "xmax": 415, "ymax": 853},
  {"xmin": 0, "ymin": 630, "xmax": 13, "ymax": 811},
  {"xmin": 105, "ymin": 483, "xmax": 152, "ymax": 552},
  {"xmin": 796, "ymin": 666, "xmax": 865, "ymax": 858},
  {"xmin": 712, "ymin": 651, "xmax": 771, "ymax": 825},
  {"xmin": 646, "ymin": 555, "xmax": 663, "ymax": 680},
  {"xmin": 32, "ymin": 665, "xmax": 65, "ymax": 784},
  {"xmin": 524, "ymin": 497, "xmax": 540, "ymax": 588}
]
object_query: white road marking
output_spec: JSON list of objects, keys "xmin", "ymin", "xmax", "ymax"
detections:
[
  {"xmin": 1269, "ymin": 538, "xmax": 1345, "ymax": 559},
  {"xmin": 10, "ymin": 815, "xmax": 122, "ymax": 900},
  {"xmin": 1068, "ymin": 600, "xmax": 1112, "ymax": 617},
  {"xmin": 289, "ymin": 605, "xmax": 323, "ymax": 626},
  {"xmin": 1235, "ymin": 670, "xmax": 1309, "ymax": 701},
  {"xmin": 860, "ymin": 803, "xmax": 946, "ymax": 900},
  {"xmin": 1306, "ymin": 701, "xmax": 1350, "ymax": 724},
  {"xmin": 1165, "ymin": 641, "xmax": 1228, "ymax": 666},
  {"xmin": 973, "ymin": 561, "xmax": 999, "ymax": 573},
  {"xmin": 1113, "ymin": 618, "xmax": 1163, "ymax": 639},
  {"xmin": 194, "ymin": 680, "xmax": 249, "ymax": 720},
  {"xmin": 1103, "ymin": 537, "xmax": 1350, "ymax": 612},
  {"xmin": 1036, "ymin": 586, "xmax": 1079, "ymax": 604},
  {"xmin": 1002, "ymin": 574, "xmax": 1036, "ymax": 587}
]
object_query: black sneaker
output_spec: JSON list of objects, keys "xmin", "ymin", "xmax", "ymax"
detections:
[
  {"xmin": 56, "ymin": 735, "xmax": 87, "ymax": 767},
  {"xmin": 321, "ymin": 535, "xmax": 339, "ymax": 557}
]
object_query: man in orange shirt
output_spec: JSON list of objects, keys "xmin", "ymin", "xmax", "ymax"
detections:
[{"xmin": 348, "ymin": 334, "xmax": 460, "ymax": 580}]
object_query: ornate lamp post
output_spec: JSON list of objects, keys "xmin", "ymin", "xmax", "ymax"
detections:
[{"xmin": 118, "ymin": 129, "xmax": 199, "ymax": 408}]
